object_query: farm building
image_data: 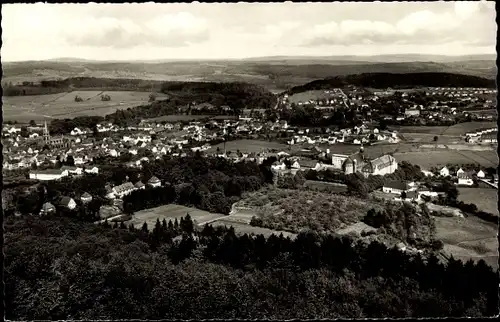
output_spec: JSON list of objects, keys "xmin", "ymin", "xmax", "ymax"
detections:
[
  {"xmin": 80, "ymin": 192, "xmax": 93, "ymax": 203},
  {"xmin": 477, "ymin": 170, "xmax": 486, "ymax": 178},
  {"xmin": 440, "ymin": 167, "xmax": 450, "ymax": 177},
  {"xmin": 58, "ymin": 196, "xmax": 77, "ymax": 210},
  {"xmin": 382, "ymin": 180, "xmax": 412, "ymax": 195},
  {"xmin": 457, "ymin": 172, "xmax": 474, "ymax": 186}
]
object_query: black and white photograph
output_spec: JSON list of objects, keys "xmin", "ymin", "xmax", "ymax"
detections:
[{"xmin": 1, "ymin": 1, "xmax": 498, "ymax": 319}]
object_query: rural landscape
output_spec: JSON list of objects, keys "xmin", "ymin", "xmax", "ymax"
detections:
[{"xmin": 2, "ymin": 2, "xmax": 499, "ymax": 320}]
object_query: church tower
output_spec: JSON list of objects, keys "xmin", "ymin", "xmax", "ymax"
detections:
[{"xmin": 43, "ymin": 121, "xmax": 50, "ymax": 144}]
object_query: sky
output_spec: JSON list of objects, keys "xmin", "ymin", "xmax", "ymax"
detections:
[{"xmin": 1, "ymin": 1, "xmax": 497, "ymax": 62}]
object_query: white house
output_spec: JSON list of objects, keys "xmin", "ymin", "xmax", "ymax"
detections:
[
  {"xmin": 81, "ymin": 192, "xmax": 93, "ymax": 203},
  {"xmin": 112, "ymin": 182, "xmax": 137, "ymax": 198},
  {"xmin": 477, "ymin": 170, "xmax": 486, "ymax": 178},
  {"xmin": 457, "ymin": 173, "xmax": 474, "ymax": 186},
  {"xmin": 84, "ymin": 166, "xmax": 99, "ymax": 174},
  {"xmin": 439, "ymin": 167, "xmax": 450, "ymax": 177},
  {"xmin": 59, "ymin": 196, "xmax": 77, "ymax": 210},
  {"xmin": 29, "ymin": 169, "xmax": 69, "ymax": 181},
  {"xmin": 456, "ymin": 168, "xmax": 465, "ymax": 177}
]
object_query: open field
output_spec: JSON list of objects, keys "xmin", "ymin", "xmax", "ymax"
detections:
[
  {"xmin": 390, "ymin": 126, "xmax": 450, "ymax": 135},
  {"xmin": 442, "ymin": 121, "xmax": 497, "ymax": 135},
  {"xmin": 211, "ymin": 219, "xmax": 297, "ymax": 239},
  {"xmin": 434, "ymin": 216, "xmax": 498, "ymax": 269},
  {"xmin": 206, "ymin": 139, "xmax": 289, "ymax": 154},
  {"xmin": 287, "ymin": 90, "xmax": 336, "ymax": 104},
  {"xmin": 393, "ymin": 150, "xmax": 498, "ymax": 169},
  {"xmin": 2, "ymin": 90, "xmax": 168, "ymax": 122},
  {"xmin": 148, "ymin": 114, "xmax": 212, "ymax": 122},
  {"xmin": 457, "ymin": 187, "xmax": 499, "ymax": 216},
  {"xmin": 125, "ymin": 204, "xmax": 226, "ymax": 230}
]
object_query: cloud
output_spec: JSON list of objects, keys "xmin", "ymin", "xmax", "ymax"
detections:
[
  {"xmin": 301, "ymin": 3, "xmax": 493, "ymax": 47},
  {"xmin": 64, "ymin": 12, "xmax": 209, "ymax": 48}
]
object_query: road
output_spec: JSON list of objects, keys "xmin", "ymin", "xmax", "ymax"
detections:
[{"xmin": 479, "ymin": 178, "xmax": 498, "ymax": 189}]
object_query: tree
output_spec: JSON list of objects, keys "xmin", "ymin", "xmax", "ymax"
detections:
[
  {"xmin": 29, "ymin": 120, "xmax": 37, "ymax": 127},
  {"xmin": 149, "ymin": 93, "xmax": 157, "ymax": 102},
  {"xmin": 433, "ymin": 136, "xmax": 438, "ymax": 142},
  {"xmin": 65, "ymin": 155, "xmax": 75, "ymax": 167}
]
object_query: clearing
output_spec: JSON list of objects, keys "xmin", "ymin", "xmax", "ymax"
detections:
[
  {"xmin": 3, "ymin": 90, "xmax": 168, "ymax": 122},
  {"xmin": 206, "ymin": 139, "xmax": 289, "ymax": 154},
  {"xmin": 126, "ymin": 204, "xmax": 226, "ymax": 230},
  {"xmin": 457, "ymin": 187, "xmax": 499, "ymax": 216},
  {"xmin": 393, "ymin": 150, "xmax": 498, "ymax": 169},
  {"xmin": 434, "ymin": 215, "xmax": 498, "ymax": 269}
]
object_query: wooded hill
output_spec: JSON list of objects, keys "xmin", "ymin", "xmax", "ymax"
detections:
[{"xmin": 285, "ymin": 72, "xmax": 497, "ymax": 95}]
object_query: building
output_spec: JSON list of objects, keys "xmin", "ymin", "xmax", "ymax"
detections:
[
  {"xmin": 382, "ymin": 180, "xmax": 412, "ymax": 195},
  {"xmin": 439, "ymin": 167, "xmax": 450, "ymax": 177},
  {"xmin": 457, "ymin": 173, "xmax": 474, "ymax": 186},
  {"xmin": 58, "ymin": 196, "xmax": 77, "ymax": 210},
  {"xmin": 112, "ymin": 182, "xmax": 136, "ymax": 198},
  {"xmin": 404, "ymin": 109, "xmax": 420, "ymax": 117},
  {"xmin": 81, "ymin": 192, "xmax": 93, "ymax": 203},
  {"xmin": 147, "ymin": 176, "xmax": 162, "ymax": 188},
  {"xmin": 29, "ymin": 168, "xmax": 69, "ymax": 181},
  {"xmin": 40, "ymin": 202, "xmax": 56, "ymax": 215},
  {"xmin": 134, "ymin": 181, "xmax": 146, "ymax": 190},
  {"xmin": 477, "ymin": 170, "xmax": 486, "ymax": 178},
  {"xmin": 340, "ymin": 148, "xmax": 397, "ymax": 177}
]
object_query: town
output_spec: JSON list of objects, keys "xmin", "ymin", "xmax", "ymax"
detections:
[{"xmin": 3, "ymin": 1, "xmax": 498, "ymax": 320}]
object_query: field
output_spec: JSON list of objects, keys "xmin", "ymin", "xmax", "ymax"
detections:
[
  {"xmin": 148, "ymin": 115, "xmax": 212, "ymax": 122},
  {"xmin": 392, "ymin": 122, "xmax": 497, "ymax": 137},
  {"xmin": 126, "ymin": 204, "xmax": 226, "ymax": 230},
  {"xmin": 206, "ymin": 139, "xmax": 289, "ymax": 154},
  {"xmin": 393, "ymin": 150, "xmax": 498, "ymax": 169},
  {"xmin": 211, "ymin": 219, "xmax": 297, "ymax": 239},
  {"xmin": 434, "ymin": 216, "xmax": 498, "ymax": 269},
  {"xmin": 457, "ymin": 187, "xmax": 499, "ymax": 216},
  {"xmin": 287, "ymin": 90, "xmax": 336, "ymax": 104},
  {"xmin": 2, "ymin": 90, "xmax": 168, "ymax": 122}
]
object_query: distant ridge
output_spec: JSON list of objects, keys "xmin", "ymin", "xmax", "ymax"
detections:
[
  {"xmin": 11, "ymin": 53, "xmax": 497, "ymax": 64},
  {"xmin": 285, "ymin": 72, "xmax": 497, "ymax": 95}
]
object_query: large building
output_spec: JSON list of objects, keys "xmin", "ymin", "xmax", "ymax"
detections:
[
  {"xmin": 38, "ymin": 121, "xmax": 73, "ymax": 149},
  {"xmin": 331, "ymin": 148, "xmax": 398, "ymax": 177}
]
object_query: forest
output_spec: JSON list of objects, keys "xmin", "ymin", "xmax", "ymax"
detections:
[
  {"xmin": 285, "ymin": 72, "xmax": 497, "ymax": 96},
  {"xmin": 4, "ymin": 214, "xmax": 498, "ymax": 319},
  {"xmin": 8, "ymin": 155, "xmax": 276, "ymax": 220}
]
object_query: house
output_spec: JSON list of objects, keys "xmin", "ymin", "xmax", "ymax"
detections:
[
  {"xmin": 405, "ymin": 109, "xmax": 420, "ymax": 117},
  {"xmin": 439, "ymin": 166, "xmax": 450, "ymax": 177},
  {"xmin": 84, "ymin": 166, "xmax": 99, "ymax": 174},
  {"xmin": 40, "ymin": 202, "xmax": 56, "ymax": 215},
  {"xmin": 61, "ymin": 165, "xmax": 83, "ymax": 176},
  {"xmin": 81, "ymin": 192, "xmax": 93, "ymax": 203},
  {"xmin": 147, "ymin": 176, "xmax": 162, "ymax": 188},
  {"xmin": 477, "ymin": 170, "xmax": 486, "ymax": 178},
  {"xmin": 58, "ymin": 196, "xmax": 77, "ymax": 210},
  {"xmin": 382, "ymin": 180, "xmax": 412, "ymax": 195},
  {"xmin": 29, "ymin": 168, "xmax": 69, "ymax": 181},
  {"xmin": 112, "ymin": 182, "xmax": 136, "ymax": 198},
  {"xmin": 457, "ymin": 172, "xmax": 474, "ymax": 186},
  {"xmin": 298, "ymin": 159, "xmax": 321, "ymax": 171},
  {"xmin": 456, "ymin": 168, "xmax": 465, "ymax": 177},
  {"xmin": 134, "ymin": 181, "xmax": 146, "ymax": 190}
]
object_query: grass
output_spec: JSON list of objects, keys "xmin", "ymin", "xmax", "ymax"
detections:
[
  {"xmin": 241, "ymin": 188, "xmax": 385, "ymax": 234},
  {"xmin": 2, "ymin": 90, "xmax": 168, "ymax": 122},
  {"xmin": 148, "ymin": 115, "xmax": 212, "ymax": 122},
  {"xmin": 457, "ymin": 187, "xmax": 499, "ymax": 216},
  {"xmin": 206, "ymin": 139, "xmax": 289, "ymax": 154},
  {"xmin": 211, "ymin": 220, "xmax": 297, "ymax": 239},
  {"xmin": 287, "ymin": 90, "xmax": 337, "ymax": 104},
  {"xmin": 126, "ymin": 204, "xmax": 226, "ymax": 230},
  {"xmin": 434, "ymin": 215, "xmax": 498, "ymax": 269},
  {"xmin": 442, "ymin": 121, "xmax": 497, "ymax": 135},
  {"xmin": 393, "ymin": 150, "xmax": 497, "ymax": 169}
]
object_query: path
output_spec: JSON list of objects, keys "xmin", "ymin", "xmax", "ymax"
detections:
[{"xmin": 479, "ymin": 179, "xmax": 498, "ymax": 189}]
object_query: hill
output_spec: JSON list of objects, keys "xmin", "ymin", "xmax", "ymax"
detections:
[
  {"xmin": 2, "ymin": 58, "xmax": 496, "ymax": 92},
  {"xmin": 285, "ymin": 72, "xmax": 497, "ymax": 95}
]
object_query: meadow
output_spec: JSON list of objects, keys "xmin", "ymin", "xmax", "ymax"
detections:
[
  {"xmin": 287, "ymin": 90, "xmax": 337, "ymax": 104},
  {"xmin": 126, "ymin": 204, "xmax": 226, "ymax": 230},
  {"xmin": 2, "ymin": 90, "xmax": 168, "ymax": 122},
  {"xmin": 434, "ymin": 216, "xmax": 498, "ymax": 269},
  {"xmin": 393, "ymin": 150, "xmax": 498, "ymax": 169},
  {"xmin": 457, "ymin": 187, "xmax": 499, "ymax": 216},
  {"xmin": 206, "ymin": 139, "xmax": 289, "ymax": 154},
  {"xmin": 392, "ymin": 122, "xmax": 497, "ymax": 136},
  {"xmin": 148, "ymin": 115, "xmax": 212, "ymax": 122}
]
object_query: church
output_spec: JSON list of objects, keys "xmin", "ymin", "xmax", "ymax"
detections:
[
  {"xmin": 38, "ymin": 121, "xmax": 73, "ymax": 149},
  {"xmin": 331, "ymin": 147, "xmax": 398, "ymax": 177}
]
